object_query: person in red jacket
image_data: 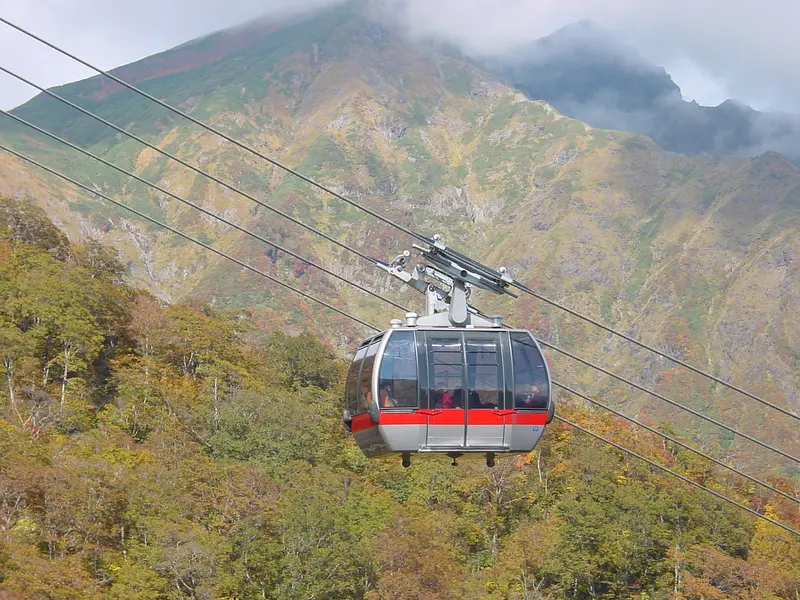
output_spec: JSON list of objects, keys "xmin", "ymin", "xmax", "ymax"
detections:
[{"xmin": 436, "ymin": 389, "xmax": 455, "ymax": 408}]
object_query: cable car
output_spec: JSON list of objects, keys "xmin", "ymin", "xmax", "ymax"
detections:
[{"xmin": 343, "ymin": 236, "xmax": 555, "ymax": 467}]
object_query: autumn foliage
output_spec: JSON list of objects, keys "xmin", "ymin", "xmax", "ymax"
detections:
[{"xmin": 0, "ymin": 198, "xmax": 798, "ymax": 599}]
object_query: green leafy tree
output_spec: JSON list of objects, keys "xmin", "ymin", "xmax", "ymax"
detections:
[
  {"xmin": 0, "ymin": 196, "xmax": 69, "ymax": 258},
  {"xmin": 208, "ymin": 386, "xmax": 345, "ymax": 471},
  {"xmin": 0, "ymin": 198, "xmax": 798, "ymax": 600},
  {"xmin": 0, "ymin": 317, "xmax": 33, "ymax": 423},
  {"xmin": 266, "ymin": 330, "xmax": 344, "ymax": 390},
  {"xmin": 273, "ymin": 465, "xmax": 387, "ymax": 600}
]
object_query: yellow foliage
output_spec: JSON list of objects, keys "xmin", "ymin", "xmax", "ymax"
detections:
[
  {"xmin": 10, "ymin": 516, "xmax": 38, "ymax": 535},
  {"xmin": 99, "ymin": 445, "xmax": 154, "ymax": 468}
]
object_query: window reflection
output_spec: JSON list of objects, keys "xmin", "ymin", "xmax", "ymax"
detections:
[
  {"xmin": 511, "ymin": 333, "xmax": 549, "ymax": 409},
  {"xmin": 378, "ymin": 331, "xmax": 418, "ymax": 408},
  {"xmin": 466, "ymin": 335, "xmax": 502, "ymax": 409},
  {"xmin": 358, "ymin": 337, "xmax": 381, "ymax": 411},
  {"xmin": 346, "ymin": 344, "xmax": 368, "ymax": 415},
  {"xmin": 429, "ymin": 335, "xmax": 463, "ymax": 409}
]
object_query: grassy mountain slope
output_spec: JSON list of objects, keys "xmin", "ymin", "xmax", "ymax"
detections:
[{"xmin": 0, "ymin": 2, "xmax": 798, "ymax": 474}]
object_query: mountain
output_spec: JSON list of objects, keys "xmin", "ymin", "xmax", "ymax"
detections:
[
  {"xmin": 477, "ymin": 21, "xmax": 800, "ymax": 162},
  {"xmin": 0, "ymin": 2, "xmax": 798, "ymax": 474}
]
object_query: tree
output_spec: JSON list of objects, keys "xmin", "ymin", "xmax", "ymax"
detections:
[
  {"xmin": 208, "ymin": 387, "xmax": 345, "ymax": 471},
  {"xmin": 265, "ymin": 331, "xmax": 343, "ymax": 390},
  {"xmin": 273, "ymin": 465, "xmax": 385, "ymax": 600},
  {"xmin": 494, "ymin": 520, "xmax": 559, "ymax": 600},
  {"xmin": 367, "ymin": 507, "xmax": 470, "ymax": 600},
  {"xmin": 0, "ymin": 319, "xmax": 32, "ymax": 423},
  {"xmin": 0, "ymin": 196, "xmax": 69, "ymax": 259}
]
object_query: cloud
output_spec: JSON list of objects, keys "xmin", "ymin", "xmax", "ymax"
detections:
[
  {"xmin": 378, "ymin": 0, "xmax": 800, "ymax": 113},
  {"xmin": 1, "ymin": 0, "xmax": 798, "ymax": 115},
  {"xmin": 659, "ymin": 57, "xmax": 729, "ymax": 107}
]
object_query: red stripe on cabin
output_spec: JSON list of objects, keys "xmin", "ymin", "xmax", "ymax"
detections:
[
  {"xmin": 508, "ymin": 412, "xmax": 550, "ymax": 426},
  {"xmin": 421, "ymin": 409, "xmax": 466, "ymax": 426},
  {"xmin": 465, "ymin": 410, "xmax": 505, "ymax": 425},
  {"xmin": 349, "ymin": 409, "xmax": 549, "ymax": 431},
  {"xmin": 465, "ymin": 411, "xmax": 549, "ymax": 425},
  {"xmin": 350, "ymin": 413, "xmax": 376, "ymax": 433}
]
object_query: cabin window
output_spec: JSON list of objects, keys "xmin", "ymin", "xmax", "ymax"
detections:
[
  {"xmin": 357, "ymin": 338, "xmax": 381, "ymax": 411},
  {"xmin": 511, "ymin": 333, "xmax": 549, "ymax": 409},
  {"xmin": 345, "ymin": 344, "xmax": 368, "ymax": 415},
  {"xmin": 428, "ymin": 334, "xmax": 464, "ymax": 409},
  {"xmin": 378, "ymin": 331, "xmax": 418, "ymax": 408},
  {"xmin": 466, "ymin": 334, "xmax": 503, "ymax": 409}
]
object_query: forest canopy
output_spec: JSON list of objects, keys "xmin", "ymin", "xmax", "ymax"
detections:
[{"xmin": 0, "ymin": 196, "xmax": 798, "ymax": 599}]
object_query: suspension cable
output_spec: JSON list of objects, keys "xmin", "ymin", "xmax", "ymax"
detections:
[
  {"xmin": 0, "ymin": 65, "xmax": 382, "ymax": 267},
  {"xmin": 15, "ymin": 59, "xmax": 790, "ymax": 463},
  {"xmin": 473, "ymin": 309, "xmax": 800, "ymax": 506},
  {"xmin": 0, "ymin": 16, "xmax": 429, "ymax": 246},
  {"xmin": 472, "ymin": 306, "xmax": 800, "ymax": 465},
  {"xmin": 9, "ymin": 60, "xmax": 792, "ymax": 459},
  {"xmin": 2, "ymin": 141, "xmax": 796, "ymax": 541},
  {"xmin": 0, "ymin": 143, "xmax": 381, "ymax": 332},
  {"xmin": 541, "ymin": 339, "xmax": 799, "ymax": 464},
  {"xmin": 13, "ymin": 98, "xmax": 794, "ymax": 488},
  {"xmin": 553, "ymin": 380, "xmax": 799, "ymax": 505},
  {"xmin": 514, "ymin": 282, "xmax": 799, "ymax": 422},
  {"xmin": 1, "ymin": 110, "xmax": 411, "ymax": 314},
  {"xmin": 556, "ymin": 416, "xmax": 800, "ymax": 538},
  {"xmin": 2, "ymin": 17, "xmax": 791, "ymax": 421}
]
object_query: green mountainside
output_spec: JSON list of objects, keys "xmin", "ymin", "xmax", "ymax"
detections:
[
  {"xmin": 0, "ymin": 2, "xmax": 798, "ymax": 475},
  {"xmin": 0, "ymin": 196, "xmax": 798, "ymax": 599}
]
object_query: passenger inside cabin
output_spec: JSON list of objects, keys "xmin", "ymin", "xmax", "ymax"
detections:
[
  {"xmin": 516, "ymin": 383, "xmax": 546, "ymax": 408},
  {"xmin": 469, "ymin": 390, "xmax": 487, "ymax": 408},
  {"xmin": 379, "ymin": 383, "xmax": 397, "ymax": 408},
  {"xmin": 436, "ymin": 389, "xmax": 455, "ymax": 408},
  {"xmin": 360, "ymin": 384, "xmax": 373, "ymax": 409}
]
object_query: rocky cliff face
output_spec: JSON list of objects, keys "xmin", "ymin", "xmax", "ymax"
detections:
[{"xmin": 0, "ymin": 3, "xmax": 797, "ymax": 473}]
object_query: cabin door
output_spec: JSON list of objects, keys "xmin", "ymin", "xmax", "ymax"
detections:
[
  {"xmin": 463, "ymin": 333, "xmax": 509, "ymax": 449},
  {"xmin": 423, "ymin": 332, "xmax": 467, "ymax": 448}
]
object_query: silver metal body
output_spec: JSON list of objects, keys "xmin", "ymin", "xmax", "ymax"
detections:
[
  {"xmin": 344, "ymin": 235, "xmax": 555, "ymax": 464},
  {"xmin": 345, "ymin": 326, "xmax": 553, "ymax": 459}
]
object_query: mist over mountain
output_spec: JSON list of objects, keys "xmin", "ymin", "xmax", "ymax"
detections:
[{"xmin": 473, "ymin": 21, "xmax": 800, "ymax": 163}]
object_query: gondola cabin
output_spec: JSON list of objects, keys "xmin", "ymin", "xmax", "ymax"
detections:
[{"xmin": 343, "ymin": 318, "xmax": 554, "ymax": 467}]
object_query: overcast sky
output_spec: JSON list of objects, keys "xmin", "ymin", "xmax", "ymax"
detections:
[{"xmin": 1, "ymin": 0, "xmax": 798, "ymax": 113}]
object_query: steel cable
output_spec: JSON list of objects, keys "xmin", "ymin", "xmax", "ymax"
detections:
[
  {"xmin": 0, "ymin": 142, "xmax": 381, "ymax": 332},
  {"xmin": 556, "ymin": 416, "xmax": 800, "ymax": 538},
  {"xmin": 0, "ymin": 17, "xmax": 429, "ymax": 245},
  {"xmin": 1, "ymin": 140, "xmax": 796, "ymax": 541},
  {"xmin": 1, "ymin": 17, "xmax": 792, "ymax": 421},
  {"xmin": 0, "ymin": 109, "xmax": 411, "ymax": 314},
  {"xmin": 553, "ymin": 380, "xmax": 799, "ymax": 505},
  {"xmin": 0, "ymin": 65, "xmax": 382, "ymax": 266},
  {"xmin": 541, "ymin": 339, "xmax": 799, "ymax": 464}
]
